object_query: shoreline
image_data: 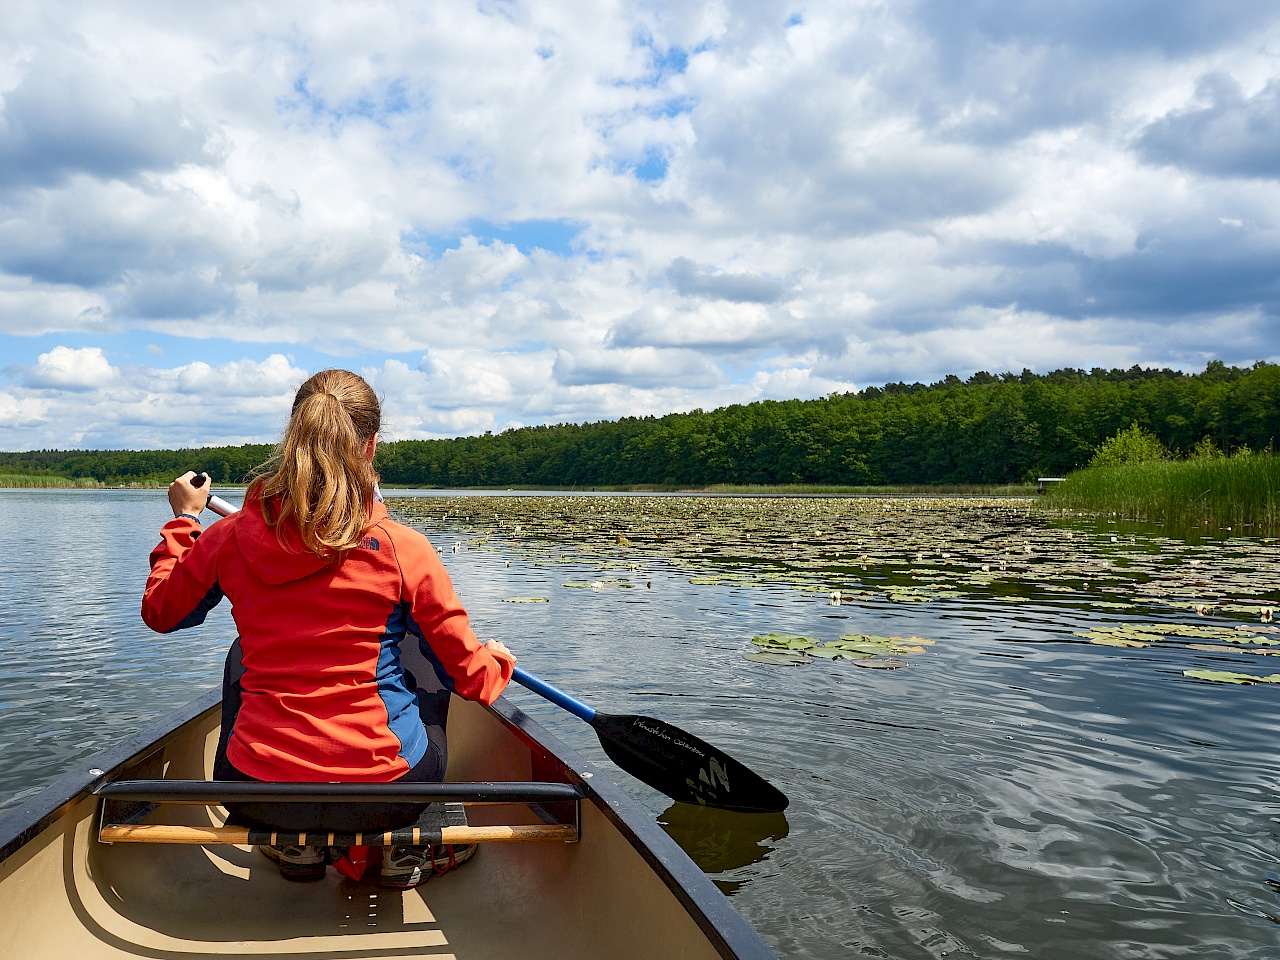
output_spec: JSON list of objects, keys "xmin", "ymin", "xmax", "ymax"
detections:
[{"xmin": 0, "ymin": 479, "xmax": 1039, "ymax": 497}]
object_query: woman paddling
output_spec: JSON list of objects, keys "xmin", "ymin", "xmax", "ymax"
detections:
[{"xmin": 141, "ymin": 368, "xmax": 515, "ymax": 885}]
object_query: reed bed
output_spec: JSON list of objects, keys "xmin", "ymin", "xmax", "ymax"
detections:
[
  {"xmin": 1043, "ymin": 454, "xmax": 1280, "ymax": 535},
  {"xmin": 0, "ymin": 475, "xmax": 97, "ymax": 488},
  {"xmin": 695, "ymin": 482, "xmax": 1037, "ymax": 496}
]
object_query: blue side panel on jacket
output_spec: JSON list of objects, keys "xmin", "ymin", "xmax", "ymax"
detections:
[
  {"xmin": 377, "ymin": 603, "xmax": 429, "ymax": 769},
  {"xmin": 170, "ymin": 582, "xmax": 225, "ymax": 632}
]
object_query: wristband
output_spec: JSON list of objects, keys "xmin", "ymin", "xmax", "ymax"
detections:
[{"xmin": 175, "ymin": 513, "xmax": 202, "ymax": 523}]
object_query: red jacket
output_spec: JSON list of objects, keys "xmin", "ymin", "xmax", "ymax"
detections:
[{"xmin": 142, "ymin": 493, "xmax": 513, "ymax": 781}]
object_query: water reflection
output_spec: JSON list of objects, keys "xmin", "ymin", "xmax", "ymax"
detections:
[{"xmin": 658, "ymin": 802, "xmax": 789, "ymax": 895}]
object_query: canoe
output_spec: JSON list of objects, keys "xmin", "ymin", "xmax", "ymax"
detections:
[{"xmin": 0, "ymin": 687, "xmax": 779, "ymax": 959}]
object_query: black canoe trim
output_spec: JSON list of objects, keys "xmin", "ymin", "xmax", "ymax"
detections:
[
  {"xmin": 0, "ymin": 688, "xmax": 778, "ymax": 960},
  {"xmin": 95, "ymin": 780, "xmax": 583, "ymax": 804}
]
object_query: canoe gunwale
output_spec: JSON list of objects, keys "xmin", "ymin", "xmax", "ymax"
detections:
[{"xmin": 0, "ymin": 687, "xmax": 780, "ymax": 960}]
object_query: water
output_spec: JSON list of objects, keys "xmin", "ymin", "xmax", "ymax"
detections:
[{"xmin": 0, "ymin": 489, "xmax": 1277, "ymax": 959}]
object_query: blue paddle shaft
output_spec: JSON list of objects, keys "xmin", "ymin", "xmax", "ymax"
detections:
[{"xmin": 511, "ymin": 666, "xmax": 596, "ymax": 723}]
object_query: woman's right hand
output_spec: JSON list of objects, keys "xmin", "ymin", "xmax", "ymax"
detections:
[
  {"xmin": 483, "ymin": 639, "xmax": 515, "ymax": 663},
  {"xmin": 168, "ymin": 472, "xmax": 209, "ymax": 518}
]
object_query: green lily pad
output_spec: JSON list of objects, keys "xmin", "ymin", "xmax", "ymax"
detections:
[
  {"xmin": 501, "ymin": 596, "xmax": 549, "ymax": 603},
  {"xmin": 1182, "ymin": 669, "xmax": 1280, "ymax": 684},
  {"xmin": 751, "ymin": 633, "xmax": 820, "ymax": 650},
  {"xmin": 743, "ymin": 650, "xmax": 814, "ymax": 666},
  {"xmin": 1078, "ymin": 632, "xmax": 1149, "ymax": 648},
  {"xmin": 835, "ymin": 633, "xmax": 894, "ymax": 646}
]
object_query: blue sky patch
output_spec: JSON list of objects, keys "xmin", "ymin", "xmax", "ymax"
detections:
[
  {"xmin": 403, "ymin": 218, "xmax": 585, "ymax": 258},
  {"xmin": 650, "ymin": 95, "xmax": 697, "ymax": 119},
  {"xmin": 633, "ymin": 149, "xmax": 669, "ymax": 182}
]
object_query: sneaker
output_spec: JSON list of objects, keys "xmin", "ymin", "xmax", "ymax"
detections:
[
  {"xmin": 379, "ymin": 843, "xmax": 477, "ymax": 888},
  {"xmin": 259, "ymin": 843, "xmax": 327, "ymax": 881}
]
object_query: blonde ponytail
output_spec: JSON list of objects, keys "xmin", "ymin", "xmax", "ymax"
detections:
[{"xmin": 250, "ymin": 369, "xmax": 381, "ymax": 560}]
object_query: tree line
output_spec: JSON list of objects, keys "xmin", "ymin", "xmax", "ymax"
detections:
[{"xmin": 2, "ymin": 361, "xmax": 1276, "ymax": 487}]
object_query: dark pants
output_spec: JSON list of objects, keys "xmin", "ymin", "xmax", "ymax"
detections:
[{"xmin": 212, "ymin": 638, "xmax": 451, "ymax": 832}]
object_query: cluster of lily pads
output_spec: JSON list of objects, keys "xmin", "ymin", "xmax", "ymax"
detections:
[
  {"xmin": 1071, "ymin": 622, "xmax": 1280, "ymax": 684},
  {"xmin": 744, "ymin": 632, "xmax": 932, "ymax": 669},
  {"xmin": 390, "ymin": 494, "xmax": 1280, "ymax": 686},
  {"xmin": 1074, "ymin": 622, "xmax": 1280, "ymax": 649}
]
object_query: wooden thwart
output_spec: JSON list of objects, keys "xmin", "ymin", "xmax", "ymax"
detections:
[
  {"xmin": 94, "ymin": 779, "xmax": 583, "ymax": 847},
  {"xmin": 99, "ymin": 822, "xmax": 578, "ymax": 846}
]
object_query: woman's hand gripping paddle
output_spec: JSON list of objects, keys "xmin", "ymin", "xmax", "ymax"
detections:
[
  {"xmin": 512, "ymin": 667, "xmax": 788, "ymax": 813},
  {"xmin": 187, "ymin": 473, "xmax": 788, "ymax": 813},
  {"xmin": 188, "ymin": 473, "xmax": 237, "ymax": 517}
]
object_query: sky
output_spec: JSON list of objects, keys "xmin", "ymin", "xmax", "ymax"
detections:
[{"xmin": 1, "ymin": 1, "xmax": 1278, "ymax": 450}]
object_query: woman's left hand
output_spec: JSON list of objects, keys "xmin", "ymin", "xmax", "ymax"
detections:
[{"xmin": 483, "ymin": 639, "xmax": 515, "ymax": 663}]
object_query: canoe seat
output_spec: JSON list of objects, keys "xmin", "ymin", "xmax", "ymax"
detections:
[{"xmin": 94, "ymin": 780, "xmax": 582, "ymax": 847}]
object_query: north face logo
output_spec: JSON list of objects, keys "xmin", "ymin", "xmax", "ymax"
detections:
[{"xmin": 360, "ymin": 536, "xmax": 380, "ymax": 551}]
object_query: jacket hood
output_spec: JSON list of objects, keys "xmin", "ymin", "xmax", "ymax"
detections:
[{"xmin": 234, "ymin": 491, "xmax": 389, "ymax": 585}]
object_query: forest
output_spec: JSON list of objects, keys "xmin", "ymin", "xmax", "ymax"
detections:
[{"xmin": 2, "ymin": 361, "xmax": 1277, "ymax": 488}]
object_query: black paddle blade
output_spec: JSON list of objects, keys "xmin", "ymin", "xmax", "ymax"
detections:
[{"xmin": 590, "ymin": 713, "xmax": 788, "ymax": 813}]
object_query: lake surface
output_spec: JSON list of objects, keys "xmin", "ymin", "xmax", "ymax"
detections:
[{"xmin": 0, "ymin": 488, "xmax": 1277, "ymax": 959}]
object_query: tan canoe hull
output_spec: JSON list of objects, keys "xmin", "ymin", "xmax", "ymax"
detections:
[{"xmin": 0, "ymin": 692, "xmax": 776, "ymax": 960}]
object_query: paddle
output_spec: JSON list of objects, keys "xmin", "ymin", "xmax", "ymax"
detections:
[
  {"xmin": 512, "ymin": 667, "xmax": 788, "ymax": 813},
  {"xmin": 191, "ymin": 475, "xmax": 788, "ymax": 813}
]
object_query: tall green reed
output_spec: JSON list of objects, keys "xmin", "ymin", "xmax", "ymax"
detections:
[
  {"xmin": 0, "ymin": 475, "xmax": 98, "ymax": 488},
  {"xmin": 1043, "ymin": 453, "xmax": 1280, "ymax": 534}
]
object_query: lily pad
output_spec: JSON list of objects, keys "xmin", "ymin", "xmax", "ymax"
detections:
[
  {"xmin": 743, "ymin": 650, "xmax": 814, "ymax": 666},
  {"xmin": 853, "ymin": 657, "xmax": 910, "ymax": 670},
  {"xmin": 1077, "ymin": 632, "xmax": 1149, "ymax": 648},
  {"xmin": 835, "ymin": 633, "xmax": 894, "ymax": 646},
  {"xmin": 501, "ymin": 596, "xmax": 549, "ymax": 603},
  {"xmin": 1182, "ymin": 669, "xmax": 1280, "ymax": 684},
  {"xmin": 751, "ymin": 633, "xmax": 820, "ymax": 650}
]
